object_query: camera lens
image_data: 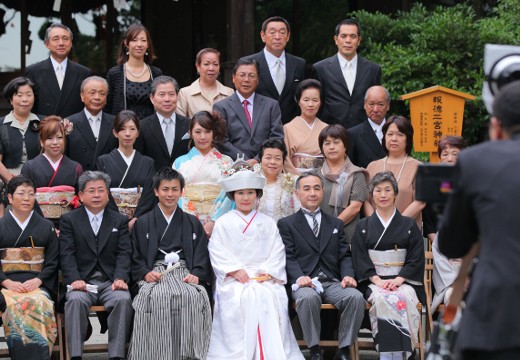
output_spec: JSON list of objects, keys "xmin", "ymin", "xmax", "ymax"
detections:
[{"xmin": 488, "ymin": 54, "xmax": 520, "ymax": 95}]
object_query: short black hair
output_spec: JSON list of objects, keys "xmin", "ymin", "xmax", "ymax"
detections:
[
  {"xmin": 232, "ymin": 58, "xmax": 260, "ymax": 76},
  {"xmin": 259, "ymin": 138, "xmax": 288, "ymax": 161},
  {"xmin": 294, "ymin": 79, "xmax": 322, "ymax": 103},
  {"xmin": 153, "ymin": 167, "xmax": 185, "ymax": 190},
  {"xmin": 493, "ymin": 80, "xmax": 520, "ymax": 135},
  {"xmin": 261, "ymin": 16, "xmax": 291, "ymax": 33},
  {"xmin": 44, "ymin": 23, "xmax": 73, "ymax": 43},
  {"xmin": 150, "ymin": 75, "xmax": 180, "ymax": 95},
  {"xmin": 3, "ymin": 77, "xmax": 35, "ymax": 102},
  {"xmin": 318, "ymin": 124, "xmax": 349, "ymax": 155},
  {"xmin": 369, "ymin": 171, "xmax": 399, "ymax": 197},
  {"xmin": 7, "ymin": 175, "xmax": 36, "ymax": 195},
  {"xmin": 335, "ymin": 18, "xmax": 361, "ymax": 37},
  {"xmin": 381, "ymin": 115, "xmax": 414, "ymax": 155},
  {"xmin": 295, "ymin": 173, "xmax": 323, "ymax": 189}
]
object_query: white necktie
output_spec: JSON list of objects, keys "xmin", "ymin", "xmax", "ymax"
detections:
[
  {"xmin": 91, "ymin": 215, "xmax": 100, "ymax": 235},
  {"xmin": 345, "ymin": 61, "xmax": 354, "ymax": 94},
  {"xmin": 274, "ymin": 59, "xmax": 285, "ymax": 95},
  {"xmin": 90, "ymin": 117, "xmax": 100, "ymax": 140},
  {"xmin": 56, "ymin": 64, "xmax": 64, "ymax": 89},
  {"xmin": 164, "ymin": 118, "xmax": 174, "ymax": 154}
]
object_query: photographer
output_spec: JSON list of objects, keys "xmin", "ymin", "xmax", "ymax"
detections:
[{"xmin": 439, "ymin": 80, "xmax": 520, "ymax": 359}]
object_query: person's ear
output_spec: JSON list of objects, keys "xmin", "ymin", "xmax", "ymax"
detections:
[{"xmin": 489, "ymin": 117, "xmax": 504, "ymax": 140}]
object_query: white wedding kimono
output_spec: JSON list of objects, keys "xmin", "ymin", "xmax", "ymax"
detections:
[{"xmin": 207, "ymin": 210, "xmax": 304, "ymax": 360}]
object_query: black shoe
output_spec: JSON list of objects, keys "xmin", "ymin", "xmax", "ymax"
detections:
[
  {"xmin": 109, "ymin": 358, "xmax": 124, "ymax": 360},
  {"xmin": 71, "ymin": 357, "xmax": 82, "ymax": 360},
  {"xmin": 408, "ymin": 349, "xmax": 417, "ymax": 360},
  {"xmin": 333, "ymin": 350, "xmax": 350, "ymax": 360},
  {"xmin": 310, "ymin": 352, "xmax": 323, "ymax": 360}
]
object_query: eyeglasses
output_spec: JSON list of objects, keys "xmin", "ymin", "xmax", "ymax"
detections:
[{"xmin": 14, "ymin": 192, "xmax": 35, "ymax": 199}]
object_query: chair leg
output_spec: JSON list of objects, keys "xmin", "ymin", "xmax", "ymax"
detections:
[
  {"xmin": 350, "ymin": 339, "xmax": 360, "ymax": 360},
  {"xmin": 56, "ymin": 313, "xmax": 65, "ymax": 360},
  {"xmin": 418, "ymin": 310, "xmax": 425, "ymax": 360}
]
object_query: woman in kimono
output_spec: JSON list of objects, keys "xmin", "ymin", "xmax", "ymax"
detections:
[
  {"xmin": 365, "ymin": 115, "xmax": 424, "ymax": 228},
  {"xmin": 283, "ymin": 79, "xmax": 328, "ymax": 173},
  {"xmin": 315, "ymin": 124, "xmax": 369, "ymax": 244},
  {"xmin": 96, "ymin": 110, "xmax": 155, "ymax": 224},
  {"xmin": 0, "ymin": 175, "xmax": 59, "ymax": 360},
  {"xmin": 129, "ymin": 167, "xmax": 212, "ymax": 360},
  {"xmin": 173, "ymin": 110, "xmax": 232, "ymax": 235},
  {"xmin": 0, "ymin": 77, "xmax": 42, "ymax": 217},
  {"xmin": 351, "ymin": 171, "xmax": 425, "ymax": 360},
  {"xmin": 207, "ymin": 164, "xmax": 304, "ymax": 360}
]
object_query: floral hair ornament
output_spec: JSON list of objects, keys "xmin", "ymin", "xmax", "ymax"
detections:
[
  {"xmin": 219, "ymin": 154, "xmax": 265, "ymax": 199},
  {"xmin": 62, "ymin": 118, "xmax": 74, "ymax": 136}
]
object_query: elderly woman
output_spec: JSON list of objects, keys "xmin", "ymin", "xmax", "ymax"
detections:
[
  {"xmin": 0, "ymin": 77, "xmax": 42, "ymax": 217},
  {"xmin": 365, "ymin": 115, "xmax": 424, "ymax": 228},
  {"xmin": 177, "ymin": 48, "xmax": 234, "ymax": 118},
  {"xmin": 0, "ymin": 175, "xmax": 59, "ymax": 360},
  {"xmin": 106, "ymin": 24, "xmax": 162, "ymax": 119},
  {"xmin": 173, "ymin": 111, "xmax": 232, "ymax": 235},
  {"xmin": 284, "ymin": 79, "xmax": 328, "ymax": 172},
  {"xmin": 352, "ymin": 171, "xmax": 425, "ymax": 360},
  {"xmin": 314, "ymin": 124, "xmax": 369, "ymax": 244},
  {"xmin": 427, "ymin": 135, "xmax": 467, "ymax": 312},
  {"xmin": 207, "ymin": 163, "xmax": 303, "ymax": 360}
]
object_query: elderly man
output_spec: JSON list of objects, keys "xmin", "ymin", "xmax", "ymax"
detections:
[
  {"xmin": 241, "ymin": 16, "xmax": 307, "ymax": 124},
  {"xmin": 135, "ymin": 76, "xmax": 190, "ymax": 170},
  {"xmin": 60, "ymin": 171, "xmax": 133, "ymax": 360},
  {"xmin": 66, "ymin": 76, "xmax": 117, "ymax": 171},
  {"xmin": 439, "ymin": 81, "xmax": 520, "ymax": 359},
  {"xmin": 213, "ymin": 58, "xmax": 284, "ymax": 162},
  {"xmin": 25, "ymin": 23, "xmax": 91, "ymax": 118},
  {"xmin": 128, "ymin": 167, "xmax": 212, "ymax": 360},
  {"xmin": 312, "ymin": 19, "xmax": 381, "ymax": 129},
  {"xmin": 347, "ymin": 86, "xmax": 389, "ymax": 168},
  {"xmin": 278, "ymin": 173, "xmax": 365, "ymax": 360}
]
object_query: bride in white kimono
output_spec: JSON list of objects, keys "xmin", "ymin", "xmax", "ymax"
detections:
[{"xmin": 207, "ymin": 165, "xmax": 304, "ymax": 360}]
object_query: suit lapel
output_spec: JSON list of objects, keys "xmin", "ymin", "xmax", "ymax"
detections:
[
  {"xmin": 329, "ymin": 56, "xmax": 350, "ymax": 95},
  {"xmin": 96, "ymin": 112, "xmax": 112, "ymax": 156},
  {"xmin": 251, "ymin": 95, "xmax": 265, "ymax": 135},
  {"xmin": 361, "ymin": 120, "xmax": 384, "ymax": 157},
  {"xmin": 171, "ymin": 114, "xmax": 188, "ymax": 157},
  {"xmin": 55, "ymin": 61, "xmax": 79, "ymax": 115},
  {"xmin": 294, "ymin": 211, "xmax": 319, "ymax": 252},
  {"xmin": 353, "ymin": 56, "xmax": 369, "ymax": 97},
  {"xmin": 230, "ymin": 94, "xmax": 252, "ymax": 134},
  {"xmin": 97, "ymin": 211, "xmax": 113, "ymax": 252},
  {"xmin": 75, "ymin": 112, "xmax": 97, "ymax": 151},
  {"xmin": 258, "ymin": 53, "xmax": 279, "ymax": 98},
  {"xmin": 77, "ymin": 208, "xmax": 98, "ymax": 254},
  {"xmin": 42, "ymin": 59, "xmax": 61, "ymax": 103},
  {"xmin": 280, "ymin": 55, "xmax": 296, "ymax": 99},
  {"xmin": 319, "ymin": 213, "xmax": 335, "ymax": 253},
  {"xmin": 147, "ymin": 115, "xmax": 170, "ymax": 157}
]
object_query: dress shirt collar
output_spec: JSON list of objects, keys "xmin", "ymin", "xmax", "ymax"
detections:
[
  {"xmin": 84, "ymin": 108, "xmax": 102, "ymax": 121},
  {"xmin": 301, "ymin": 206, "xmax": 322, "ymax": 227},
  {"xmin": 337, "ymin": 53, "xmax": 358, "ymax": 73},
  {"xmin": 263, "ymin": 48, "xmax": 286, "ymax": 68},
  {"xmin": 236, "ymin": 91, "xmax": 255, "ymax": 106},
  {"xmin": 50, "ymin": 56, "xmax": 68, "ymax": 76},
  {"xmin": 10, "ymin": 210, "xmax": 34, "ymax": 231},
  {"xmin": 3, "ymin": 111, "xmax": 39, "ymax": 125},
  {"xmin": 85, "ymin": 207, "xmax": 105, "ymax": 224},
  {"xmin": 368, "ymin": 117, "xmax": 386, "ymax": 143},
  {"xmin": 157, "ymin": 112, "xmax": 177, "ymax": 125}
]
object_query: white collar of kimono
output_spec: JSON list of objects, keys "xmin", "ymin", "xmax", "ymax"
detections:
[
  {"xmin": 10, "ymin": 210, "xmax": 34, "ymax": 231},
  {"xmin": 375, "ymin": 208, "xmax": 396, "ymax": 229},
  {"xmin": 233, "ymin": 209, "xmax": 256, "ymax": 221},
  {"xmin": 117, "ymin": 149, "xmax": 136, "ymax": 167},
  {"xmin": 43, "ymin": 153, "xmax": 63, "ymax": 170},
  {"xmin": 158, "ymin": 204, "xmax": 177, "ymax": 224}
]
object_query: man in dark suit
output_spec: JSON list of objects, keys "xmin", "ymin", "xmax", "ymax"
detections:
[
  {"xmin": 439, "ymin": 81, "xmax": 520, "ymax": 360},
  {"xmin": 135, "ymin": 76, "xmax": 190, "ymax": 170},
  {"xmin": 312, "ymin": 18, "xmax": 381, "ymax": 129},
  {"xmin": 241, "ymin": 16, "xmax": 306, "ymax": 124},
  {"xmin": 25, "ymin": 23, "xmax": 91, "ymax": 118},
  {"xmin": 213, "ymin": 58, "xmax": 284, "ymax": 162},
  {"xmin": 278, "ymin": 173, "xmax": 365, "ymax": 360},
  {"xmin": 60, "ymin": 171, "xmax": 133, "ymax": 360},
  {"xmin": 347, "ymin": 86, "xmax": 389, "ymax": 168},
  {"xmin": 66, "ymin": 76, "xmax": 117, "ymax": 171}
]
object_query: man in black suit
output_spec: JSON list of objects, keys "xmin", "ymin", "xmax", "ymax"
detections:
[
  {"xmin": 241, "ymin": 16, "xmax": 306, "ymax": 124},
  {"xmin": 347, "ymin": 86, "xmax": 389, "ymax": 168},
  {"xmin": 60, "ymin": 171, "xmax": 133, "ymax": 360},
  {"xmin": 213, "ymin": 58, "xmax": 284, "ymax": 163},
  {"xmin": 312, "ymin": 19, "xmax": 381, "ymax": 129},
  {"xmin": 439, "ymin": 81, "xmax": 520, "ymax": 360},
  {"xmin": 278, "ymin": 173, "xmax": 365, "ymax": 360},
  {"xmin": 66, "ymin": 76, "xmax": 117, "ymax": 171},
  {"xmin": 25, "ymin": 23, "xmax": 91, "ymax": 118},
  {"xmin": 135, "ymin": 76, "xmax": 190, "ymax": 170}
]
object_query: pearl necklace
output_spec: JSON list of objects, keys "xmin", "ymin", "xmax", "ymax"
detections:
[
  {"xmin": 125, "ymin": 62, "xmax": 148, "ymax": 78},
  {"xmin": 383, "ymin": 155, "xmax": 407, "ymax": 182}
]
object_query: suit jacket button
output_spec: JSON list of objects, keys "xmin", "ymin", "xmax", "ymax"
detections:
[{"xmin": 82, "ymin": 149, "xmax": 87, "ymax": 152}]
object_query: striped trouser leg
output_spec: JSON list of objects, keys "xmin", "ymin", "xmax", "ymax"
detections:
[{"xmin": 292, "ymin": 287, "xmax": 322, "ymax": 348}]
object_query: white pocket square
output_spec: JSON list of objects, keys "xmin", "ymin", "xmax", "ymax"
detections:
[
  {"xmin": 333, "ymin": 228, "xmax": 338, "ymax": 234},
  {"xmin": 112, "ymin": 228, "xmax": 118, "ymax": 232},
  {"xmin": 193, "ymin": 233, "xmax": 197, "ymax": 240},
  {"xmin": 181, "ymin": 132, "xmax": 190, "ymax": 140}
]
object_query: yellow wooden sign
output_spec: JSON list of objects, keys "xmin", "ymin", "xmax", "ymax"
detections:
[{"xmin": 400, "ymin": 86, "xmax": 475, "ymax": 161}]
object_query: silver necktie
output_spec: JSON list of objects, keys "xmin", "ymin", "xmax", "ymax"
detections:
[
  {"xmin": 274, "ymin": 59, "xmax": 285, "ymax": 95},
  {"xmin": 164, "ymin": 118, "xmax": 174, "ymax": 154},
  {"xmin": 345, "ymin": 61, "xmax": 354, "ymax": 94},
  {"xmin": 92, "ymin": 215, "xmax": 100, "ymax": 235},
  {"xmin": 56, "ymin": 64, "xmax": 64, "ymax": 89}
]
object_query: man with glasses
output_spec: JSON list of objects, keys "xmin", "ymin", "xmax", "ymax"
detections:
[{"xmin": 213, "ymin": 58, "xmax": 284, "ymax": 163}]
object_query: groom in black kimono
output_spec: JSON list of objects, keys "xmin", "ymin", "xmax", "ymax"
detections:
[{"xmin": 278, "ymin": 173, "xmax": 365, "ymax": 360}]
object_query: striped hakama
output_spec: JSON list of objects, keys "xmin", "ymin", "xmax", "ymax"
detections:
[{"xmin": 128, "ymin": 261, "xmax": 212, "ymax": 360}]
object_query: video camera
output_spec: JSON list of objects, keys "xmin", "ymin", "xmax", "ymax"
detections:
[{"xmin": 415, "ymin": 44, "xmax": 520, "ymax": 214}]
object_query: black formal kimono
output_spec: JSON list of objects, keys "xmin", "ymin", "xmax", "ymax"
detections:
[
  {"xmin": 0, "ymin": 211, "xmax": 59, "ymax": 360},
  {"xmin": 351, "ymin": 210, "xmax": 425, "ymax": 355},
  {"xmin": 96, "ymin": 149, "xmax": 155, "ymax": 217},
  {"xmin": 129, "ymin": 205, "xmax": 212, "ymax": 359},
  {"xmin": 21, "ymin": 154, "xmax": 83, "ymax": 189}
]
